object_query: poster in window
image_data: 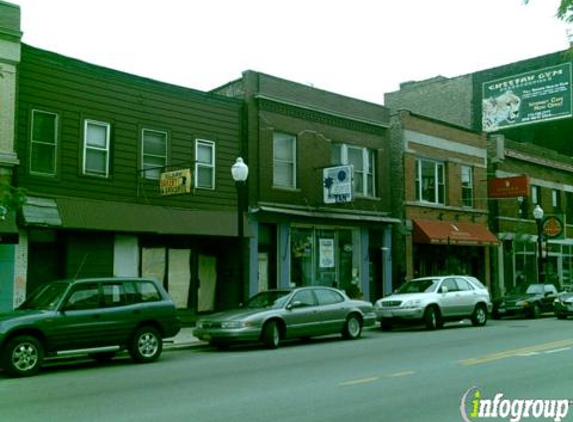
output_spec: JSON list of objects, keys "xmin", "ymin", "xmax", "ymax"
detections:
[{"xmin": 319, "ymin": 238, "xmax": 335, "ymax": 268}]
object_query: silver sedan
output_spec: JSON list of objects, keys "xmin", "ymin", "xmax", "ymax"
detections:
[{"xmin": 193, "ymin": 286, "xmax": 376, "ymax": 349}]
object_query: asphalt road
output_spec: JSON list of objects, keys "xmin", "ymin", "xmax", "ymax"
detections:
[{"xmin": 2, "ymin": 316, "xmax": 572, "ymax": 422}]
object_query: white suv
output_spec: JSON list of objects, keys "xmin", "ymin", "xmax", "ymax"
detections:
[{"xmin": 374, "ymin": 276, "xmax": 492, "ymax": 331}]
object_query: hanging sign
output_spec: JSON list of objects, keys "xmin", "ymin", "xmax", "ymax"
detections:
[
  {"xmin": 323, "ymin": 165, "xmax": 353, "ymax": 204},
  {"xmin": 160, "ymin": 169, "xmax": 192, "ymax": 196}
]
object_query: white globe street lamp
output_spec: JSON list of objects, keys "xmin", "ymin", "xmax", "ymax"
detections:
[{"xmin": 231, "ymin": 157, "xmax": 249, "ymax": 299}]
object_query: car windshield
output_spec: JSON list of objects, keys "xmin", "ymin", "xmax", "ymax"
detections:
[
  {"xmin": 18, "ymin": 283, "xmax": 69, "ymax": 311},
  {"xmin": 245, "ymin": 291, "xmax": 291, "ymax": 309},
  {"xmin": 396, "ymin": 279, "xmax": 438, "ymax": 294}
]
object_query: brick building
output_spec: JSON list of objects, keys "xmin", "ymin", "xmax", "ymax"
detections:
[
  {"xmin": 389, "ymin": 110, "xmax": 497, "ymax": 289},
  {"xmin": 385, "ymin": 48, "xmax": 573, "ymax": 293},
  {"xmin": 214, "ymin": 71, "xmax": 398, "ymax": 301}
]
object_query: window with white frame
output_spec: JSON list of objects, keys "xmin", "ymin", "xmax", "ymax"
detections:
[
  {"xmin": 461, "ymin": 165, "xmax": 473, "ymax": 207},
  {"xmin": 273, "ymin": 132, "xmax": 297, "ymax": 188},
  {"xmin": 195, "ymin": 139, "xmax": 215, "ymax": 189},
  {"xmin": 83, "ymin": 120, "xmax": 110, "ymax": 177},
  {"xmin": 531, "ymin": 185, "xmax": 541, "ymax": 206},
  {"xmin": 415, "ymin": 159, "xmax": 445, "ymax": 204},
  {"xmin": 552, "ymin": 189, "xmax": 561, "ymax": 210},
  {"xmin": 142, "ymin": 129, "xmax": 167, "ymax": 180},
  {"xmin": 30, "ymin": 109, "xmax": 58, "ymax": 176},
  {"xmin": 331, "ymin": 143, "xmax": 376, "ymax": 197}
]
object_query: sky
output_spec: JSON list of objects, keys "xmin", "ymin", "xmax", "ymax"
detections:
[{"xmin": 10, "ymin": 0, "xmax": 573, "ymax": 104}]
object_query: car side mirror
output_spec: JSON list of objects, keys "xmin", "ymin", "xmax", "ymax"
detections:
[
  {"xmin": 287, "ymin": 300, "xmax": 305, "ymax": 310},
  {"xmin": 440, "ymin": 286, "xmax": 449, "ymax": 294}
]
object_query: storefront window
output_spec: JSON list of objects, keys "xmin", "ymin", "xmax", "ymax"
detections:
[
  {"xmin": 562, "ymin": 245, "xmax": 573, "ymax": 290},
  {"xmin": 291, "ymin": 228, "xmax": 313, "ymax": 287},
  {"xmin": 290, "ymin": 226, "xmax": 360, "ymax": 295},
  {"xmin": 513, "ymin": 241, "xmax": 537, "ymax": 286}
]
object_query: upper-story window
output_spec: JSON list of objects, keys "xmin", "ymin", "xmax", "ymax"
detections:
[
  {"xmin": 142, "ymin": 129, "xmax": 167, "ymax": 180},
  {"xmin": 331, "ymin": 143, "xmax": 376, "ymax": 197},
  {"xmin": 83, "ymin": 119, "xmax": 110, "ymax": 177},
  {"xmin": 552, "ymin": 189, "xmax": 561, "ymax": 211},
  {"xmin": 415, "ymin": 159, "xmax": 445, "ymax": 204},
  {"xmin": 531, "ymin": 185, "xmax": 541, "ymax": 206},
  {"xmin": 461, "ymin": 165, "xmax": 473, "ymax": 207},
  {"xmin": 273, "ymin": 132, "xmax": 297, "ymax": 189},
  {"xmin": 30, "ymin": 109, "xmax": 58, "ymax": 176},
  {"xmin": 566, "ymin": 192, "xmax": 573, "ymax": 224},
  {"xmin": 195, "ymin": 139, "xmax": 215, "ymax": 190}
]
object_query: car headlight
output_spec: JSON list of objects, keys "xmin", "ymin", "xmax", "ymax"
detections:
[
  {"xmin": 516, "ymin": 301, "xmax": 530, "ymax": 307},
  {"xmin": 554, "ymin": 298, "xmax": 561, "ymax": 304},
  {"xmin": 402, "ymin": 300, "xmax": 421, "ymax": 309},
  {"xmin": 220, "ymin": 321, "xmax": 250, "ymax": 329}
]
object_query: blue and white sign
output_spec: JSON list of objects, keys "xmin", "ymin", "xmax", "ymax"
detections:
[{"xmin": 323, "ymin": 165, "xmax": 353, "ymax": 204}]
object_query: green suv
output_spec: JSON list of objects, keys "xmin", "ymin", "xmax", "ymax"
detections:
[{"xmin": 0, "ymin": 277, "xmax": 180, "ymax": 377}]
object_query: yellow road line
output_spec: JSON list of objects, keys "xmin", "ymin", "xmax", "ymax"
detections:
[
  {"xmin": 340, "ymin": 370, "xmax": 416, "ymax": 386},
  {"xmin": 460, "ymin": 339, "xmax": 573, "ymax": 366},
  {"xmin": 387, "ymin": 370, "xmax": 416, "ymax": 377},
  {"xmin": 339, "ymin": 377, "xmax": 379, "ymax": 386}
]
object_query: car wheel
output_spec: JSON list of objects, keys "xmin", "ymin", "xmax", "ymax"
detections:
[
  {"xmin": 2, "ymin": 335, "xmax": 44, "ymax": 377},
  {"xmin": 529, "ymin": 303, "xmax": 541, "ymax": 319},
  {"xmin": 380, "ymin": 320, "xmax": 392, "ymax": 331},
  {"xmin": 129, "ymin": 326, "xmax": 162, "ymax": 363},
  {"xmin": 342, "ymin": 314, "xmax": 363, "ymax": 340},
  {"xmin": 262, "ymin": 320, "xmax": 280, "ymax": 349},
  {"xmin": 424, "ymin": 306, "xmax": 439, "ymax": 330},
  {"xmin": 556, "ymin": 313, "xmax": 567, "ymax": 320},
  {"xmin": 471, "ymin": 304, "xmax": 488, "ymax": 327}
]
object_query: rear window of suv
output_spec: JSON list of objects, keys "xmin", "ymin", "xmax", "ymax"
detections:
[
  {"xmin": 467, "ymin": 277, "xmax": 487, "ymax": 290},
  {"xmin": 122, "ymin": 280, "xmax": 162, "ymax": 304}
]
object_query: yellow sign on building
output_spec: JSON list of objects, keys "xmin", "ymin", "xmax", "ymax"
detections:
[{"xmin": 160, "ymin": 169, "xmax": 192, "ymax": 196}]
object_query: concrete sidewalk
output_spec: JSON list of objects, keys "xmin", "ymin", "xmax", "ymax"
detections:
[{"xmin": 163, "ymin": 327, "xmax": 206, "ymax": 349}]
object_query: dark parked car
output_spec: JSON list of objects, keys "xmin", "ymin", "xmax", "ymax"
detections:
[
  {"xmin": 554, "ymin": 291, "xmax": 573, "ymax": 319},
  {"xmin": 0, "ymin": 277, "xmax": 180, "ymax": 377},
  {"xmin": 193, "ymin": 287, "xmax": 376, "ymax": 349},
  {"xmin": 492, "ymin": 283, "xmax": 559, "ymax": 319}
]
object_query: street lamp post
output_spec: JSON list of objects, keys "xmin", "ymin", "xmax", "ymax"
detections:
[
  {"xmin": 231, "ymin": 157, "xmax": 249, "ymax": 298},
  {"xmin": 533, "ymin": 204, "xmax": 544, "ymax": 284}
]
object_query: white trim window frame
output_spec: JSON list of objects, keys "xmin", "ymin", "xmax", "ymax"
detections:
[
  {"xmin": 415, "ymin": 159, "xmax": 445, "ymax": 205},
  {"xmin": 273, "ymin": 132, "xmax": 297, "ymax": 189},
  {"xmin": 461, "ymin": 165, "xmax": 473, "ymax": 207},
  {"xmin": 531, "ymin": 185, "xmax": 541, "ymax": 206},
  {"xmin": 30, "ymin": 109, "xmax": 58, "ymax": 176},
  {"xmin": 195, "ymin": 139, "xmax": 215, "ymax": 190},
  {"xmin": 141, "ymin": 129, "xmax": 168, "ymax": 180},
  {"xmin": 83, "ymin": 119, "xmax": 110, "ymax": 177},
  {"xmin": 331, "ymin": 143, "xmax": 376, "ymax": 197},
  {"xmin": 552, "ymin": 189, "xmax": 561, "ymax": 209}
]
